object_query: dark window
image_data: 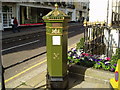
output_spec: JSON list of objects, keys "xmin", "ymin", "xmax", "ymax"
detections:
[{"xmin": 83, "ymin": 6, "xmax": 87, "ymax": 9}]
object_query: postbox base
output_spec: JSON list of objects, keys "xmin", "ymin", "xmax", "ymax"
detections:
[{"xmin": 46, "ymin": 74, "xmax": 69, "ymax": 90}]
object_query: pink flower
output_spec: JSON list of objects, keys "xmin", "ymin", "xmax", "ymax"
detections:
[
  {"xmin": 82, "ymin": 53, "xmax": 86, "ymax": 55},
  {"xmin": 105, "ymin": 57, "xmax": 111, "ymax": 60},
  {"xmin": 85, "ymin": 53, "xmax": 89, "ymax": 56},
  {"xmin": 82, "ymin": 53, "xmax": 89, "ymax": 56},
  {"xmin": 90, "ymin": 55, "xmax": 93, "ymax": 56}
]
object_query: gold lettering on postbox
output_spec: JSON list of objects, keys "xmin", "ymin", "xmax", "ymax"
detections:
[{"xmin": 52, "ymin": 23, "xmax": 62, "ymax": 27}]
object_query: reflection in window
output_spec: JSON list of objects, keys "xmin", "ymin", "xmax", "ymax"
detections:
[{"xmin": 2, "ymin": 5, "xmax": 13, "ymax": 28}]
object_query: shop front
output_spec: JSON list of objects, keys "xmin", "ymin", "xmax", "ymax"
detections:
[
  {"xmin": 1, "ymin": 2, "xmax": 78, "ymax": 29},
  {"xmin": 20, "ymin": 6, "xmax": 51, "ymax": 25},
  {"xmin": 2, "ymin": 2, "xmax": 17, "ymax": 29},
  {"xmin": 2, "ymin": 2, "xmax": 52, "ymax": 29}
]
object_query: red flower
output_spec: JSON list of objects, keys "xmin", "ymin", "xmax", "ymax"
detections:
[
  {"xmin": 82, "ymin": 53, "xmax": 89, "ymax": 56},
  {"xmin": 105, "ymin": 57, "xmax": 110, "ymax": 60},
  {"xmin": 85, "ymin": 53, "xmax": 89, "ymax": 56},
  {"xmin": 82, "ymin": 53, "xmax": 86, "ymax": 55}
]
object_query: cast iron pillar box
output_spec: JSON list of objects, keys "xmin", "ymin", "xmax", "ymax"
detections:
[{"xmin": 42, "ymin": 4, "xmax": 70, "ymax": 89}]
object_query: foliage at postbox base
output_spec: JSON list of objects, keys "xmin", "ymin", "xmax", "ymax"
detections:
[
  {"xmin": 76, "ymin": 38, "xmax": 84, "ymax": 49},
  {"xmin": 68, "ymin": 48, "xmax": 120, "ymax": 72}
]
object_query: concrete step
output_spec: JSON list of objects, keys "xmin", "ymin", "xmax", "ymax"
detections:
[
  {"xmin": 69, "ymin": 72, "xmax": 111, "ymax": 89},
  {"xmin": 69, "ymin": 81, "xmax": 111, "ymax": 89},
  {"xmin": 68, "ymin": 64, "xmax": 114, "ymax": 85}
]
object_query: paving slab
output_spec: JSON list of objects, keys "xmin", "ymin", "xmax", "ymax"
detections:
[
  {"xmin": 34, "ymin": 79, "xmax": 46, "ymax": 89},
  {"xmin": 5, "ymin": 62, "xmax": 47, "ymax": 88},
  {"xmin": 25, "ymin": 71, "xmax": 46, "ymax": 87},
  {"xmin": 15, "ymin": 84, "xmax": 32, "ymax": 89},
  {"xmin": 14, "ymin": 69, "xmax": 112, "ymax": 89}
]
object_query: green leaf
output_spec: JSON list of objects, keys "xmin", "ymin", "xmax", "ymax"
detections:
[
  {"xmin": 104, "ymin": 66, "xmax": 110, "ymax": 70},
  {"xmin": 68, "ymin": 56, "xmax": 72, "ymax": 60},
  {"xmin": 76, "ymin": 38, "xmax": 84, "ymax": 49}
]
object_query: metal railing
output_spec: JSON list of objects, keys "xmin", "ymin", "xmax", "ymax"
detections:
[{"xmin": 83, "ymin": 21, "xmax": 120, "ymax": 57}]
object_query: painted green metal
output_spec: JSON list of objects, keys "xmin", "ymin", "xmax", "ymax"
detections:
[{"xmin": 42, "ymin": 4, "xmax": 70, "ymax": 77}]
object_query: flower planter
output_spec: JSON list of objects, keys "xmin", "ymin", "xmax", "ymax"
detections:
[
  {"xmin": 67, "ymin": 43, "xmax": 120, "ymax": 86},
  {"xmin": 68, "ymin": 48, "xmax": 117, "ymax": 72}
]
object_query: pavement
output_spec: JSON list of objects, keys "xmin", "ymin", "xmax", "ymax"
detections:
[
  {"xmin": 2, "ymin": 23, "xmax": 113, "ymax": 89},
  {"xmin": 13, "ymin": 69, "xmax": 111, "ymax": 89},
  {"xmin": 6, "ymin": 60, "xmax": 111, "ymax": 89}
]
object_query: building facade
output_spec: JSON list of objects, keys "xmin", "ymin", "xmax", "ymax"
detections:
[
  {"xmin": 1, "ymin": 2, "xmax": 53, "ymax": 29},
  {"xmin": 74, "ymin": 0, "xmax": 89, "ymax": 22},
  {"xmin": 0, "ymin": 1, "xmax": 89, "ymax": 30},
  {"xmin": 88, "ymin": 0, "xmax": 120, "ymax": 56}
]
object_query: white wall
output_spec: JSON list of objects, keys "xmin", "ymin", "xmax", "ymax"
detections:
[
  {"xmin": 110, "ymin": 30, "xmax": 119, "ymax": 48},
  {"xmin": 111, "ymin": 30, "xmax": 119, "ymax": 55},
  {"xmin": 104, "ymin": 28, "xmax": 119, "ymax": 56},
  {"xmin": 16, "ymin": 4, "xmax": 20, "ymax": 25},
  {"xmin": 107, "ymin": 0, "xmax": 112, "ymax": 26},
  {"xmin": 104, "ymin": 29, "xmax": 109, "ymax": 46},
  {"xmin": 89, "ymin": 0, "xmax": 108, "ymax": 22},
  {"xmin": 65, "ymin": 9, "xmax": 76, "ymax": 21},
  {"xmin": 77, "ymin": 0, "xmax": 89, "ymax": 3},
  {"xmin": 72, "ymin": 9, "xmax": 76, "ymax": 21}
]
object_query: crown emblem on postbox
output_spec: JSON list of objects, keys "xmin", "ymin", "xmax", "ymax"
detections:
[
  {"xmin": 52, "ymin": 28, "xmax": 60, "ymax": 34},
  {"xmin": 42, "ymin": 3, "xmax": 70, "ymax": 20}
]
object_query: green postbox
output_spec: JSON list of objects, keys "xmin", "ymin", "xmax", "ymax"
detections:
[{"xmin": 42, "ymin": 4, "xmax": 70, "ymax": 89}]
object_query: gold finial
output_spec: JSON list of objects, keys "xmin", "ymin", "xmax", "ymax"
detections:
[
  {"xmin": 101, "ymin": 21, "xmax": 104, "ymax": 26},
  {"xmin": 93, "ymin": 22, "xmax": 96, "ymax": 25},
  {"xmin": 87, "ymin": 22, "xmax": 90, "ymax": 26},
  {"xmin": 55, "ymin": 3, "xmax": 58, "ymax": 10},
  {"xmin": 83, "ymin": 20, "xmax": 87, "ymax": 26}
]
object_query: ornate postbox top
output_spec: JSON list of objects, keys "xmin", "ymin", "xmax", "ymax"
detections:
[{"xmin": 42, "ymin": 3, "xmax": 70, "ymax": 22}]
